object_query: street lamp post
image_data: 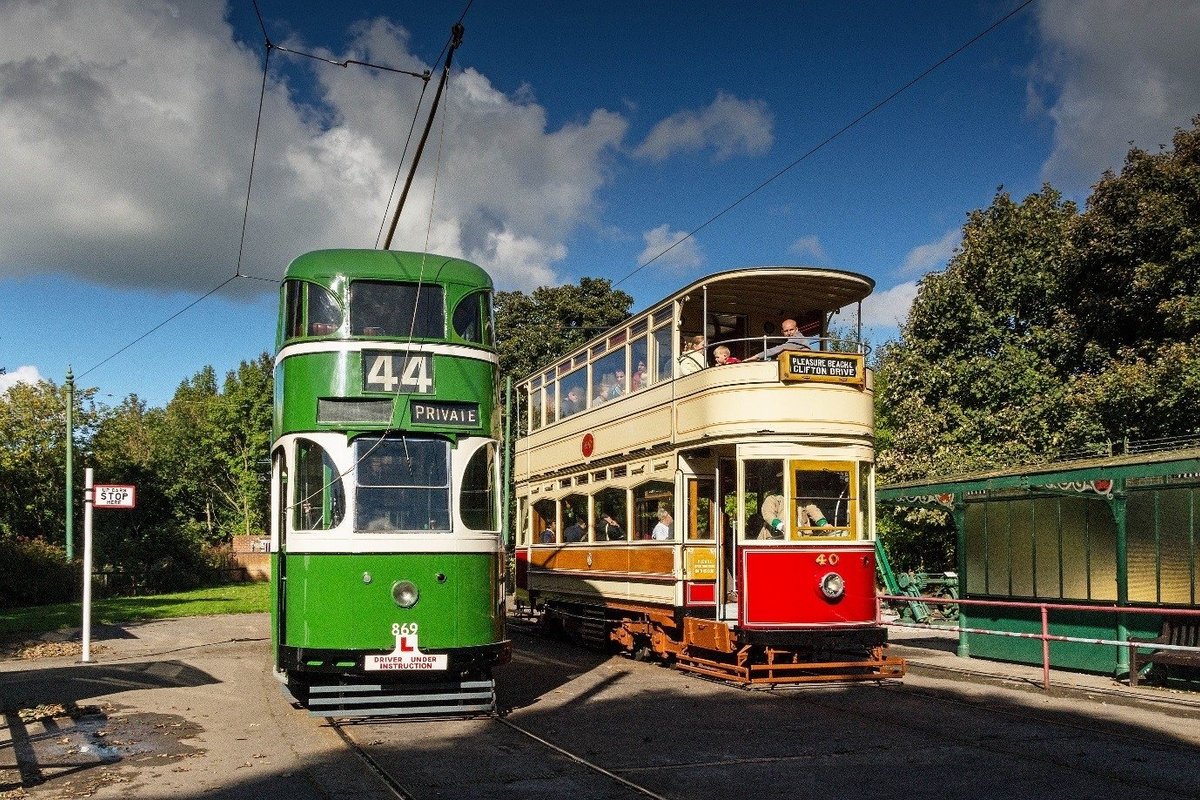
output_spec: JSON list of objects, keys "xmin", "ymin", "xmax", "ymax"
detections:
[{"xmin": 65, "ymin": 367, "xmax": 75, "ymax": 562}]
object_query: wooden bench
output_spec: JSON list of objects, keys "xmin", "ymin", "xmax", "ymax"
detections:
[{"xmin": 1128, "ymin": 619, "xmax": 1200, "ymax": 687}]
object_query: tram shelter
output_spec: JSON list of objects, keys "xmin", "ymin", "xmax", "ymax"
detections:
[{"xmin": 878, "ymin": 447, "xmax": 1200, "ymax": 677}]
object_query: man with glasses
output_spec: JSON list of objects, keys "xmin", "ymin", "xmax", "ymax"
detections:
[{"xmin": 747, "ymin": 318, "xmax": 811, "ymax": 361}]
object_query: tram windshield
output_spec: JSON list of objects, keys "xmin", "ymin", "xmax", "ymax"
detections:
[
  {"xmin": 354, "ymin": 436, "xmax": 450, "ymax": 532},
  {"xmin": 350, "ymin": 281, "xmax": 444, "ymax": 339}
]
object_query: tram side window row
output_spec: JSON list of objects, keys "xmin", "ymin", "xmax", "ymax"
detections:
[{"xmin": 526, "ymin": 480, "xmax": 677, "ymax": 543}]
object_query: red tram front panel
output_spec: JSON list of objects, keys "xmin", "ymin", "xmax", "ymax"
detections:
[{"xmin": 739, "ymin": 546, "xmax": 877, "ymax": 628}]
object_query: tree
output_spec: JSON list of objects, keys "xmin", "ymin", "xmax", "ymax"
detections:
[
  {"xmin": 495, "ymin": 277, "xmax": 634, "ymax": 382},
  {"xmin": 0, "ymin": 379, "xmax": 98, "ymax": 543}
]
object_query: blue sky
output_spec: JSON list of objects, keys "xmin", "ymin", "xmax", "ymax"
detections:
[{"xmin": 3, "ymin": 0, "xmax": 1199, "ymax": 406}]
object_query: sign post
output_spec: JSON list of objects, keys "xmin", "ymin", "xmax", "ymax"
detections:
[{"xmin": 82, "ymin": 478, "xmax": 136, "ymax": 663}]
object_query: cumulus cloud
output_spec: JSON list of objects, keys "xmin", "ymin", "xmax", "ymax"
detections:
[
  {"xmin": 1032, "ymin": 0, "xmax": 1200, "ymax": 188},
  {"xmin": 788, "ymin": 235, "xmax": 826, "ymax": 262},
  {"xmin": 860, "ymin": 281, "xmax": 918, "ymax": 329},
  {"xmin": 900, "ymin": 229, "xmax": 959, "ymax": 276},
  {"xmin": 637, "ymin": 225, "xmax": 704, "ymax": 270},
  {"xmin": 0, "ymin": 365, "xmax": 43, "ymax": 393},
  {"xmin": 633, "ymin": 91, "xmax": 773, "ymax": 162},
  {"xmin": 0, "ymin": 3, "xmax": 627, "ymax": 294}
]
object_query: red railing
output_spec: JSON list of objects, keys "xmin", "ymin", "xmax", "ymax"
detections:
[{"xmin": 877, "ymin": 594, "xmax": 1200, "ymax": 690}]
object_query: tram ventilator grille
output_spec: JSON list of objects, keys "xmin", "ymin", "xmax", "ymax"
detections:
[{"xmin": 302, "ymin": 679, "xmax": 496, "ymax": 719}]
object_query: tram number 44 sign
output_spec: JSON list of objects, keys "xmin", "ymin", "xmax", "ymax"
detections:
[{"xmin": 94, "ymin": 485, "xmax": 137, "ymax": 509}]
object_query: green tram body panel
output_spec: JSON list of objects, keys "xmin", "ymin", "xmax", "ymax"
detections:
[
  {"xmin": 274, "ymin": 352, "xmax": 495, "ymax": 439},
  {"xmin": 274, "ymin": 552, "xmax": 502, "ymax": 652}
]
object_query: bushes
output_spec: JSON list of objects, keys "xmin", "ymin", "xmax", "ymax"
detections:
[{"xmin": 0, "ymin": 537, "xmax": 78, "ymax": 608}]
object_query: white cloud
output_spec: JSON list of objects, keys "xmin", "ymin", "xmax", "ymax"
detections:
[
  {"xmin": 1033, "ymin": 0, "xmax": 1200, "ymax": 188},
  {"xmin": 860, "ymin": 281, "xmax": 918, "ymax": 329},
  {"xmin": 788, "ymin": 235, "xmax": 826, "ymax": 262},
  {"xmin": 638, "ymin": 225, "xmax": 704, "ymax": 270},
  {"xmin": 0, "ymin": 365, "xmax": 43, "ymax": 393},
  {"xmin": 900, "ymin": 229, "xmax": 959, "ymax": 275},
  {"xmin": 633, "ymin": 91, "xmax": 773, "ymax": 162},
  {"xmin": 0, "ymin": 4, "xmax": 628, "ymax": 294}
]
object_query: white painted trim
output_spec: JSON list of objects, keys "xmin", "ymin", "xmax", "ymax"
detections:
[{"xmin": 275, "ymin": 340, "xmax": 498, "ymax": 368}]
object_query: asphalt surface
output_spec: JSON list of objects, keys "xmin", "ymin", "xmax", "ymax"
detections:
[{"xmin": 1, "ymin": 612, "xmax": 1198, "ymax": 799}]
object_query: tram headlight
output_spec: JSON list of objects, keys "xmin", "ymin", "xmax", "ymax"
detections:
[
  {"xmin": 392, "ymin": 580, "xmax": 420, "ymax": 608},
  {"xmin": 820, "ymin": 572, "xmax": 846, "ymax": 600}
]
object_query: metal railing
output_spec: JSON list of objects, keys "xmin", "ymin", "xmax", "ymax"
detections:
[{"xmin": 878, "ymin": 593, "xmax": 1200, "ymax": 691}]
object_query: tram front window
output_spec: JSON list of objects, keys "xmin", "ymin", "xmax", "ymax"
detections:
[
  {"xmin": 743, "ymin": 460, "xmax": 785, "ymax": 540},
  {"xmin": 294, "ymin": 439, "xmax": 345, "ymax": 531},
  {"xmin": 350, "ymin": 281, "xmax": 444, "ymax": 338},
  {"xmin": 355, "ymin": 436, "xmax": 450, "ymax": 532},
  {"xmin": 792, "ymin": 463, "xmax": 855, "ymax": 539}
]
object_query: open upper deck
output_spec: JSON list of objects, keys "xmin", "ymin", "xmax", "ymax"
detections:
[{"xmin": 514, "ymin": 266, "xmax": 876, "ymax": 480}]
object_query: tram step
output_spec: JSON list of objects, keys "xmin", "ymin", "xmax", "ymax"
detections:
[{"xmin": 302, "ymin": 679, "xmax": 496, "ymax": 719}]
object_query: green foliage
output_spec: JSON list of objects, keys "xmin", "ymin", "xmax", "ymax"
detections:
[
  {"xmin": 877, "ymin": 116, "xmax": 1200, "ymax": 571},
  {"xmin": 495, "ymin": 277, "xmax": 634, "ymax": 381},
  {"xmin": 0, "ymin": 537, "xmax": 77, "ymax": 608}
]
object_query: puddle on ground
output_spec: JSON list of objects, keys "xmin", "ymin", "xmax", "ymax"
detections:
[{"xmin": 1, "ymin": 702, "xmax": 204, "ymax": 796}]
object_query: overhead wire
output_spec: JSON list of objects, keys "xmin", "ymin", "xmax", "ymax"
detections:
[
  {"xmin": 77, "ymin": 0, "xmax": 436, "ymax": 378},
  {"xmin": 612, "ymin": 0, "xmax": 1037, "ymax": 288}
]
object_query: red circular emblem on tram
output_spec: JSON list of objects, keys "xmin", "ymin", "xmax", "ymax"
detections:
[{"xmin": 582, "ymin": 433, "xmax": 594, "ymax": 458}]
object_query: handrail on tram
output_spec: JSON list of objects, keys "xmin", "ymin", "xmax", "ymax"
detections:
[{"xmin": 703, "ymin": 334, "xmax": 870, "ymax": 359}]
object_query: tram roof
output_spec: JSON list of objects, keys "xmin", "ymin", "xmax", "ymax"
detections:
[
  {"xmin": 516, "ymin": 265, "xmax": 874, "ymax": 384},
  {"xmin": 667, "ymin": 265, "xmax": 874, "ymax": 316},
  {"xmin": 283, "ymin": 249, "xmax": 493, "ymax": 288}
]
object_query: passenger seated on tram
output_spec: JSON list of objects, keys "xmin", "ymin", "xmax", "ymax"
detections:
[
  {"xmin": 561, "ymin": 385, "xmax": 585, "ymax": 416},
  {"xmin": 746, "ymin": 319, "xmax": 809, "ymax": 361},
  {"xmin": 599, "ymin": 511, "xmax": 624, "ymax": 541},
  {"xmin": 563, "ymin": 517, "xmax": 588, "ymax": 543},
  {"xmin": 712, "ymin": 344, "xmax": 740, "ymax": 365},
  {"xmin": 631, "ymin": 360, "xmax": 648, "ymax": 391},
  {"xmin": 651, "ymin": 508, "xmax": 673, "ymax": 540},
  {"xmin": 677, "ymin": 335, "xmax": 707, "ymax": 375},
  {"xmin": 593, "ymin": 372, "xmax": 622, "ymax": 404},
  {"xmin": 540, "ymin": 525, "xmax": 555, "ymax": 543}
]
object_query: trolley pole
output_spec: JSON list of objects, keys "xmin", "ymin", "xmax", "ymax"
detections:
[
  {"xmin": 65, "ymin": 367, "xmax": 74, "ymax": 561},
  {"xmin": 81, "ymin": 468, "xmax": 94, "ymax": 663}
]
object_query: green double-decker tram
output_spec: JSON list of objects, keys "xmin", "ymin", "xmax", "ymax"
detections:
[{"xmin": 269, "ymin": 249, "xmax": 509, "ymax": 718}]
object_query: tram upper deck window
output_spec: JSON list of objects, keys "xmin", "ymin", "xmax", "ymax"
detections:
[
  {"xmin": 283, "ymin": 280, "xmax": 343, "ymax": 340},
  {"xmin": 460, "ymin": 442, "xmax": 498, "ymax": 531},
  {"xmin": 452, "ymin": 291, "xmax": 493, "ymax": 345},
  {"xmin": 592, "ymin": 349, "xmax": 626, "ymax": 404},
  {"xmin": 350, "ymin": 281, "xmax": 444, "ymax": 339},
  {"xmin": 792, "ymin": 462, "xmax": 856, "ymax": 540},
  {"xmin": 294, "ymin": 439, "xmax": 345, "ymax": 531},
  {"xmin": 529, "ymin": 379, "xmax": 543, "ymax": 431},
  {"xmin": 559, "ymin": 367, "xmax": 587, "ymax": 418},
  {"xmin": 354, "ymin": 436, "xmax": 450, "ymax": 532}
]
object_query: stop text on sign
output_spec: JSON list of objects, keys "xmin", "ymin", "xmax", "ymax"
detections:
[{"xmin": 94, "ymin": 485, "xmax": 137, "ymax": 509}]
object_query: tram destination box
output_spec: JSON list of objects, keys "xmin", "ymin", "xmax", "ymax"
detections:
[{"xmin": 778, "ymin": 352, "xmax": 864, "ymax": 386}]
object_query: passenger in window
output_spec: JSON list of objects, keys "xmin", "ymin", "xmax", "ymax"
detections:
[
  {"xmin": 612, "ymin": 369, "xmax": 626, "ymax": 397},
  {"xmin": 677, "ymin": 336, "xmax": 707, "ymax": 375},
  {"xmin": 594, "ymin": 373, "xmax": 622, "ymax": 404},
  {"xmin": 651, "ymin": 508, "xmax": 673, "ymax": 540},
  {"xmin": 747, "ymin": 319, "xmax": 809, "ymax": 361},
  {"xmin": 632, "ymin": 361, "xmax": 648, "ymax": 391},
  {"xmin": 713, "ymin": 345, "xmax": 740, "ymax": 365},
  {"xmin": 564, "ymin": 517, "xmax": 588, "ymax": 542},
  {"xmin": 599, "ymin": 511, "xmax": 624, "ymax": 541},
  {"xmin": 561, "ymin": 385, "xmax": 585, "ymax": 416}
]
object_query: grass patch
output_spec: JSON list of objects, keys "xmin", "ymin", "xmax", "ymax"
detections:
[{"xmin": 0, "ymin": 582, "xmax": 269, "ymax": 641}]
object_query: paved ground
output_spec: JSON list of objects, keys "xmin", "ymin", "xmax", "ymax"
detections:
[{"xmin": 1, "ymin": 613, "xmax": 1197, "ymax": 799}]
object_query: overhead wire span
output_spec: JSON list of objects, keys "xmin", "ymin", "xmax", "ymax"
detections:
[{"xmin": 612, "ymin": 0, "xmax": 1037, "ymax": 288}]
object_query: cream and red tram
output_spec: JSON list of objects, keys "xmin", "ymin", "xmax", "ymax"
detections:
[{"xmin": 512, "ymin": 266, "xmax": 904, "ymax": 683}]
